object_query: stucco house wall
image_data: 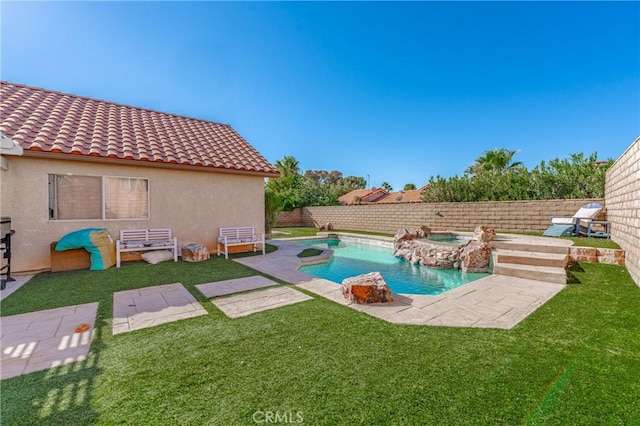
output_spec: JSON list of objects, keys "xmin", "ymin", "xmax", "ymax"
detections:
[
  {"xmin": 0, "ymin": 81, "xmax": 278, "ymax": 274},
  {"xmin": 1, "ymin": 155, "xmax": 266, "ymax": 273}
]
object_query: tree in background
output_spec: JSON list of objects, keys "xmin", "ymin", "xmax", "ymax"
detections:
[
  {"xmin": 404, "ymin": 183, "xmax": 417, "ymax": 190},
  {"xmin": 381, "ymin": 182, "xmax": 393, "ymax": 191},
  {"xmin": 340, "ymin": 176, "xmax": 367, "ymax": 192},
  {"xmin": 465, "ymin": 148, "xmax": 524, "ymax": 176},
  {"xmin": 266, "ymin": 156, "xmax": 366, "ymax": 209},
  {"xmin": 264, "ymin": 189, "xmax": 281, "ymax": 236},
  {"xmin": 267, "ymin": 155, "xmax": 304, "ymax": 210},
  {"xmin": 529, "ymin": 152, "xmax": 611, "ymax": 199},
  {"xmin": 423, "ymin": 150, "xmax": 612, "ymax": 202},
  {"xmin": 275, "ymin": 156, "xmax": 300, "ymax": 177},
  {"xmin": 304, "ymin": 170, "xmax": 342, "ymax": 186}
]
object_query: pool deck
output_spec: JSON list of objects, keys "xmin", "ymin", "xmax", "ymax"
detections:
[{"xmin": 235, "ymin": 237, "xmax": 567, "ymax": 329}]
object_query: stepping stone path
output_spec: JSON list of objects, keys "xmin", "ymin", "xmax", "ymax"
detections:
[
  {"xmin": 195, "ymin": 275, "xmax": 278, "ymax": 298},
  {"xmin": 0, "ymin": 302, "xmax": 98, "ymax": 380},
  {"xmin": 212, "ymin": 286, "xmax": 313, "ymax": 318},
  {"xmin": 112, "ymin": 283, "xmax": 207, "ymax": 335},
  {"xmin": 1, "ymin": 276, "xmax": 311, "ymax": 379}
]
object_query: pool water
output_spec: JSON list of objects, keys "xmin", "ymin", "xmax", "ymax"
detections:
[
  {"xmin": 426, "ymin": 235, "xmax": 471, "ymax": 244},
  {"xmin": 297, "ymin": 239, "xmax": 488, "ymax": 296}
]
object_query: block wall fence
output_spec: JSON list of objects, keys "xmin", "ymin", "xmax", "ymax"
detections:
[
  {"xmin": 276, "ymin": 198, "xmax": 605, "ymax": 234},
  {"xmin": 605, "ymin": 137, "xmax": 640, "ymax": 287}
]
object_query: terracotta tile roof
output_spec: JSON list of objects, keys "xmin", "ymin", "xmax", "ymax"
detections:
[
  {"xmin": 376, "ymin": 189, "xmax": 424, "ymax": 203},
  {"xmin": 0, "ymin": 81, "xmax": 279, "ymax": 176},
  {"xmin": 339, "ymin": 188, "xmax": 371, "ymax": 204},
  {"xmin": 339, "ymin": 186, "xmax": 427, "ymax": 204},
  {"xmin": 338, "ymin": 188, "xmax": 389, "ymax": 205}
]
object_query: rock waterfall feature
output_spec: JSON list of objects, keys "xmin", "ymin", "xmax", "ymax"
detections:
[{"xmin": 393, "ymin": 226, "xmax": 494, "ymax": 273}]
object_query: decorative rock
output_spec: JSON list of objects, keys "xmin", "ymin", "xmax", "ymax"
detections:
[
  {"xmin": 394, "ymin": 228, "xmax": 418, "ymax": 244},
  {"xmin": 459, "ymin": 241, "xmax": 492, "ymax": 273},
  {"xmin": 393, "ymin": 225, "xmax": 493, "ymax": 273},
  {"xmin": 569, "ymin": 247, "xmax": 597, "ymax": 263},
  {"xmin": 342, "ymin": 272, "xmax": 393, "ymax": 304},
  {"xmin": 394, "ymin": 237, "xmax": 459, "ymax": 269},
  {"xmin": 319, "ymin": 222, "xmax": 334, "ymax": 231},
  {"xmin": 472, "ymin": 225, "xmax": 496, "ymax": 243},
  {"xmin": 597, "ymin": 248, "xmax": 626, "ymax": 265},
  {"xmin": 596, "ymin": 248, "xmax": 623, "ymax": 258},
  {"xmin": 568, "ymin": 247, "xmax": 626, "ymax": 265},
  {"xmin": 181, "ymin": 243, "xmax": 210, "ymax": 262},
  {"xmin": 416, "ymin": 225, "xmax": 432, "ymax": 238}
]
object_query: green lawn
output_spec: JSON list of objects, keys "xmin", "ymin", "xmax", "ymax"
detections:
[
  {"xmin": 561, "ymin": 235, "xmax": 621, "ymax": 249},
  {"xmin": 272, "ymin": 226, "xmax": 319, "ymax": 238},
  {"xmin": 273, "ymin": 227, "xmax": 394, "ymax": 239},
  {"xmin": 1, "ymin": 255, "xmax": 638, "ymax": 425}
]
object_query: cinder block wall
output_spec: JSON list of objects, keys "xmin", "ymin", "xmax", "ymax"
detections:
[
  {"xmin": 276, "ymin": 198, "xmax": 605, "ymax": 234},
  {"xmin": 275, "ymin": 209, "xmax": 303, "ymax": 227},
  {"xmin": 605, "ymin": 137, "xmax": 640, "ymax": 286}
]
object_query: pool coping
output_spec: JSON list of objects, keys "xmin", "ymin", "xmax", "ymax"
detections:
[{"xmin": 234, "ymin": 237, "xmax": 567, "ymax": 329}]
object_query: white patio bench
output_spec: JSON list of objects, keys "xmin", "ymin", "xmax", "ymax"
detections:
[
  {"xmin": 116, "ymin": 228, "xmax": 178, "ymax": 267},
  {"xmin": 217, "ymin": 226, "xmax": 265, "ymax": 259}
]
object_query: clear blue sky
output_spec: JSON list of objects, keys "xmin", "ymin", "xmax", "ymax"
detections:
[{"xmin": 2, "ymin": 1, "xmax": 638, "ymax": 190}]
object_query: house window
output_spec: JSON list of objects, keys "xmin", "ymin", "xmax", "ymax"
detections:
[
  {"xmin": 104, "ymin": 177, "xmax": 149, "ymax": 219},
  {"xmin": 48, "ymin": 174, "xmax": 149, "ymax": 220}
]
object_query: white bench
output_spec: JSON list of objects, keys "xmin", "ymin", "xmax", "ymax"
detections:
[
  {"xmin": 116, "ymin": 228, "xmax": 178, "ymax": 267},
  {"xmin": 217, "ymin": 226, "xmax": 265, "ymax": 259}
]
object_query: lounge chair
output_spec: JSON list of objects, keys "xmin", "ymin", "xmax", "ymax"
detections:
[{"xmin": 543, "ymin": 202, "xmax": 603, "ymax": 237}]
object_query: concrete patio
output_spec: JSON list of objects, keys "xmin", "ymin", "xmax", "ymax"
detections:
[
  {"xmin": 112, "ymin": 283, "xmax": 208, "ymax": 335},
  {"xmin": 1, "ymin": 302, "xmax": 98, "ymax": 380},
  {"xmin": 196, "ymin": 275, "xmax": 278, "ymax": 298},
  {"xmin": 211, "ymin": 285, "xmax": 313, "ymax": 319},
  {"xmin": 235, "ymin": 238, "xmax": 567, "ymax": 329}
]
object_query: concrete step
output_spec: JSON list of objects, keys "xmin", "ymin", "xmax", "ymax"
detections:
[
  {"xmin": 491, "ymin": 241, "xmax": 569, "ymax": 255},
  {"xmin": 493, "ymin": 263, "xmax": 567, "ymax": 284},
  {"xmin": 494, "ymin": 249, "xmax": 568, "ymax": 268}
]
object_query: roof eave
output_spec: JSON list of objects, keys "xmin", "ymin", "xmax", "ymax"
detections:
[{"xmin": 21, "ymin": 150, "xmax": 280, "ymax": 178}]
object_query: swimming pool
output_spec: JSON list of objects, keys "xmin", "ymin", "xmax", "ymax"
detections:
[{"xmin": 297, "ymin": 238, "xmax": 488, "ymax": 296}]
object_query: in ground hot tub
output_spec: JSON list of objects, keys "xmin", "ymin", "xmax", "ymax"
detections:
[{"xmin": 425, "ymin": 232, "xmax": 471, "ymax": 245}]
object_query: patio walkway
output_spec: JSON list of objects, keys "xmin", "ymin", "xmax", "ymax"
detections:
[
  {"xmin": 112, "ymin": 283, "xmax": 207, "ymax": 335},
  {"xmin": 195, "ymin": 275, "xmax": 277, "ymax": 298},
  {"xmin": 211, "ymin": 286, "xmax": 313, "ymax": 318},
  {"xmin": 235, "ymin": 239, "xmax": 566, "ymax": 329},
  {"xmin": 0, "ymin": 274, "xmax": 35, "ymax": 302},
  {"xmin": 196, "ymin": 275, "xmax": 314, "ymax": 318},
  {"xmin": 1, "ymin": 302, "xmax": 98, "ymax": 380}
]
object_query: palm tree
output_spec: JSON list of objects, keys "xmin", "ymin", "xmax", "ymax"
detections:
[
  {"xmin": 466, "ymin": 148, "xmax": 524, "ymax": 176},
  {"xmin": 381, "ymin": 182, "xmax": 393, "ymax": 191},
  {"xmin": 264, "ymin": 189, "xmax": 281, "ymax": 236},
  {"xmin": 275, "ymin": 156, "xmax": 300, "ymax": 178}
]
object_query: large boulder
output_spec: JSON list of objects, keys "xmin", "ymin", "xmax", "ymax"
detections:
[
  {"xmin": 459, "ymin": 241, "xmax": 492, "ymax": 273},
  {"xmin": 394, "ymin": 232, "xmax": 460, "ymax": 269},
  {"xmin": 319, "ymin": 222, "xmax": 334, "ymax": 231},
  {"xmin": 393, "ymin": 228, "xmax": 418, "ymax": 244},
  {"xmin": 392, "ymin": 225, "xmax": 493, "ymax": 272},
  {"xmin": 342, "ymin": 272, "xmax": 393, "ymax": 304},
  {"xmin": 416, "ymin": 225, "xmax": 432, "ymax": 238},
  {"xmin": 472, "ymin": 225, "xmax": 496, "ymax": 243}
]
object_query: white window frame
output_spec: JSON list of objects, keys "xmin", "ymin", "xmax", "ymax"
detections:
[{"xmin": 48, "ymin": 173, "xmax": 150, "ymax": 221}]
